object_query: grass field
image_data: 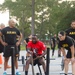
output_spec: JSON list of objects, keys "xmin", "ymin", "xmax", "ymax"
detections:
[{"xmin": 20, "ymin": 44, "xmax": 26, "ymax": 50}]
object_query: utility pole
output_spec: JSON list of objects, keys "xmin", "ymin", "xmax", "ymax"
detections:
[{"xmin": 31, "ymin": 0, "xmax": 35, "ymax": 35}]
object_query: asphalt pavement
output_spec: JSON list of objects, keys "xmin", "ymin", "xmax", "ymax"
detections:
[{"xmin": 0, "ymin": 50, "xmax": 72, "ymax": 75}]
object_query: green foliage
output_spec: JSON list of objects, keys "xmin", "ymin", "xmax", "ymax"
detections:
[{"xmin": 0, "ymin": 0, "xmax": 75, "ymax": 39}]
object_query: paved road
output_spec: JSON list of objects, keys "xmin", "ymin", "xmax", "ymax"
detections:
[{"xmin": 0, "ymin": 50, "xmax": 72, "ymax": 75}]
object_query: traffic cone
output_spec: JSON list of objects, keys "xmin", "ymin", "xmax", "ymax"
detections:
[{"xmin": 0, "ymin": 55, "xmax": 3, "ymax": 64}]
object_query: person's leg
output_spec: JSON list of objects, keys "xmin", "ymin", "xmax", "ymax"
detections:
[
  {"xmin": 15, "ymin": 46, "xmax": 21, "ymax": 75},
  {"xmin": 64, "ymin": 59, "xmax": 70, "ymax": 75},
  {"xmin": 58, "ymin": 48, "xmax": 61, "ymax": 57},
  {"xmin": 25, "ymin": 57, "xmax": 32, "ymax": 75},
  {"xmin": 52, "ymin": 47, "xmax": 55, "ymax": 56},
  {"xmin": 3, "ymin": 57, "xmax": 9, "ymax": 75},
  {"xmin": 4, "ymin": 57, "xmax": 9, "ymax": 70},
  {"xmin": 3, "ymin": 45, "xmax": 11, "ymax": 75},
  {"xmin": 39, "ymin": 57, "xmax": 46, "ymax": 74},
  {"xmin": 15, "ymin": 57, "xmax": 18, "ymax": 69},
  {"xmin": 15, "ymin": 56, "xmax": 21, "ymax": 75},
  {"xmin": 0, "ymin": 45, "xmax": 4, "ymax": 68},
  {"xmin": 26, "ymin": 52, "xmax": 30, "ymax": 60},
  {"xmin": 52, "ymin": 48, "xmax": 54, "ymax": 56},
  {"xmin": 7, "ymin": 65, "xmax": 11, "ymax": 68},
  {"xmin": 17, "ymin": 45, "xmax": 20, "ymax": 60},
  {"xmin": 4, "ymin": 57, "xmax": 11, "ymax": 68},
  {"xmin": 71, "ymin": 59, "xmax": 75, "ymax": 75}
]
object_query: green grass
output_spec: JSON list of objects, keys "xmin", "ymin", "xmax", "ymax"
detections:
[{"xmin": 20, "ymin": 44, "xmax": 26, "ymax": 50}]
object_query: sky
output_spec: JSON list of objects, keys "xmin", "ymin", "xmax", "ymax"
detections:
[
  {"xmin": 0, "ymin": 0, "xmax": 9, "ymax": 26},
  {"xmin": 0, "ymin": 11, "xmax": 9, "ymax": 26},
  {"xmin": 0, "ymin": 0, "xmax": 75, "ymax": 26},
  {"xmin": 0, "ymin": 0, "xmax": 4, "ymax": 4}
]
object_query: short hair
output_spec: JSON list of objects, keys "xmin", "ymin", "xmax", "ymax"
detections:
[
  {"xmin": 71, "ymin": 20, "xmax": 75, "ymax": 23},
  {"xmin": 32, "ymin": 34, "xmax": 37, "ymax": 38},
  {"xmin": 0, "ymin": 23, "xmax": 5, "ymax": 26},
  {"xmin": 32, "ymin": 34, "xmax": 37, "ymax": 37},
  {"xmin": 58, "ymin": 31, "xmax": 66, "ymax": 36}
]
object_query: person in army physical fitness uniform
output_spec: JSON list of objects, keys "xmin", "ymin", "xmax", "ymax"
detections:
[
  {"xmin": 0, "ymin": 23, "xmax": 11, "ymax": 69},
  {"xmin": 65, "ymin": 20, "xmax": 75, "ymax": 40},
  {"xmin": 57, "ymin": 37, "xmax": 61, "ymax": 57},
  {"xmin": 65, "ymin": 20, "xmax": 75, "ymax": 56},
  {"xmin": 0, "ymin": 19, "xmax": 22, "ymax": 75},
  {"xmin": 0, "ymin": 23, "xmax": 5, "ymax": 54},
  {"xmin": 0, "ymin": 23, "xmax": 5, "ymax": 68},
  {"xmin": 51, "ymin": 34, "xmax": 57, "ymax": 57},
  {"xmin": 58, "ymin": 31, "xmax": 75, "ymax": 75}
]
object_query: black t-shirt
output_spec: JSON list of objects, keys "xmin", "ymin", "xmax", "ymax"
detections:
[
  {"xmin": 65, "ymin": 27, "xmax": 75, "ymax": 40},
  {"xmin": 1, "ymin": 27, "xmax": 20, "ymax": 45},
  {"xmin": 59, "ymin": 36, "xmax": 74, "ymax": 51},
  {"xmin": 51, "ymin": 37, "xmax": 56, "ymax": 46}
]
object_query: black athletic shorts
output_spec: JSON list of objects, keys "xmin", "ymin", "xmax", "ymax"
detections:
[
  {"xmin": 0, "ymin": 44, "xmax": 4, "ymax": 53},
  {"xmin": 17, "ymin": 45, "xmax": 20, "ymax": 52},
  {"xmin": 3, "ymin": 45, "xmax": 19, "ymax": 57},
  {"xmin": 33, "ymin": 55, "xmax": 43, "ymax": 66},
  {"xmin": 66, "ymin": 50, "xmax": 71, "ymax": 58}
]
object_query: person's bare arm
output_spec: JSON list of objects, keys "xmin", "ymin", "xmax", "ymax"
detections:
[
  {"xmin": 70, "ymin": 45, "xmax": 74, "ymax": 58},
  {"xmin": 27, "ymin": 47, "xmax": 33, "ymax": 54},
  {"xmin": 61, "ymin": 47, "xmax": 66, "ymax": 58},
  {"xmin": 16, "ymin": 33, "xmax": 22, "ymax": 46},
  {"xmin": 41, "ymin": 49, "xmax": 47, "ymax": 57},
  {"xmin": 0, "ymin": 32, "xmax": 7, "ymax": 46},
  {"xmin": 24, "ymin": 40, "xmax": 27, "ymax": 45}
]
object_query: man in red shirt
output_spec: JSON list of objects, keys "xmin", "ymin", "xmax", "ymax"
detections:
[{"xmin": 25, "ymin": 35, "xmax": 47, "ymax": 75}]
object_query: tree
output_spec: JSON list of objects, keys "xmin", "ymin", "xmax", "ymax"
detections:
[{"xmin": 0, "ymin": 0, "xmax": 75, "ymax": 39}]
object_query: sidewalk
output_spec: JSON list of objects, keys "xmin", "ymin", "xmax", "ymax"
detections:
[{"xmin": 0, "ymin": 50, "xmax": 72, "ymax": 75}]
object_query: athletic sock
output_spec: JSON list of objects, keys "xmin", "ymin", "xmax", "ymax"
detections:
[
  {"xmin": 25, "ymin": 71, "xmax": 28, "ymax": 75},
  {"xmin": 16, "ymin": 69, "xmax": 19, "ymax": 73},
  {"xmin": 4, "ymin": 71, "xmax": 7, "ymax": 73}
]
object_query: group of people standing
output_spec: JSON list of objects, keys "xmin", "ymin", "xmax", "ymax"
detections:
[
  {"xmin": 0, "ymin": 19, "xmax": 22, "ymax": 75},
  {"xmin": 0, "ymin": 19, "xmax": 47, "ymax": 75},
  {"xmin": 58, "ymin": 20, "xmax": 75, "ymax": 75},
  {"xmin": 25, "ymin": 21, "xmax": 75, "ymax": 75},
  {"xmin": 51, "ymin": 20, "xmax": 75, "ymax": 75},
  {"xmin": 0, "ymin": 19, "xmax": 75, "ymax": 75}
]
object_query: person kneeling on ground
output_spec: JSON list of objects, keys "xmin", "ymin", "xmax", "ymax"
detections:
[{"xmin": 25, "ymin": 35, "xmax": 47, "ymax": 75}]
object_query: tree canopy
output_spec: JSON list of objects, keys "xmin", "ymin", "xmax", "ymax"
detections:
[{"xmin": 0, "ymin": 0, "xmax": 75, "ymax": 39}]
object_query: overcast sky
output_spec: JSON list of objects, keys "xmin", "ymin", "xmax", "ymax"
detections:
[{"xmin": 0, "ymin": 0, "xmax": 75, "ymax": 25}]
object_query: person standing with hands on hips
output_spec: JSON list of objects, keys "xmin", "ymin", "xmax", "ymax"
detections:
[{"xmin": 0, "ymin": 19, "xmax": 22, "ymax": 75}]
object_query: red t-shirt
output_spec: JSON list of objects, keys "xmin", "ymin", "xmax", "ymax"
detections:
[{"xmin": 27, "ymin": 41, "xmax": 46, "ymax": 55}]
